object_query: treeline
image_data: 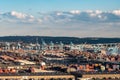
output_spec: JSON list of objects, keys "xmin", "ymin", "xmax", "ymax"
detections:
[{"xmin": 0, "ymin": 36, "xmax": 120, "ymax": 44}]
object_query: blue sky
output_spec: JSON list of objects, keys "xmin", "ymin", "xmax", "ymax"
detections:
[
  {"xmin": 0, "ymin": 0, "xmax": 120, "ymax": 12},
  {"xmin": 0, "ymin": 0, "xmax": 120, "ymax": 37}
]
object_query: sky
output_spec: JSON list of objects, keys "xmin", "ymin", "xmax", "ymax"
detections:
[{"xmin": 0, "ymin": 0, "xmax": 120, "ymax": 37}]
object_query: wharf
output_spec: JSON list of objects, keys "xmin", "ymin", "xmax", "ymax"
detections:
[{"xmin": 0, "ymin": 72, "xmax": 74, "ymax": 80}]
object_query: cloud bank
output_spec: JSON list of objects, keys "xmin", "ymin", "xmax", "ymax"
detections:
[
  {"xmin": 0, "ymin": 10, "xmax": 120, "ymax": 37},
  {"xmin": 0, "ymin": 10, "xmax": 120, "ymax": 24}
]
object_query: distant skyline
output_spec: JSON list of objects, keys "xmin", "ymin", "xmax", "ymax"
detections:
[{"xmin": 0, "ymin": 0, "xmax": 120, "ymax": 37}]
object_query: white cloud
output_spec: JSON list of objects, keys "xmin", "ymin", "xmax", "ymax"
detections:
[
  {"xmin": 10, "ymin": 11, "xmax": 27, "ymax": 19},
  {"xmin": 95, "ymin": 10, "xmax": 102, "ymax": 14},
  {"xmin": 70, "ymin": 10, "xmax": 80, "ymax": 14},
  {"xmin": 41, "ymin": 10, "xmax": 120, "ymax": 23},
  {"xmin": 112, "ymin": 10, "xmax": 120, "ymax": 16},
  {"xmin": 2, "ymin": 11, "xmax": 42, "ymax": 24},
  {"xmin": 56, "ymin": 12, "xmax": 63, "ymax": 16},
  {"xmin": 88, "ymin": 10, "xmax": 102, "ymax": 17}
]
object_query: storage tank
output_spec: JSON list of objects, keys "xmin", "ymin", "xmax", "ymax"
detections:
[
  {"xmin": 67, "ymin": 67, "xmax": 77, "ymax": 73},
  {"xmin": 100, "ymin": 65, "xmax": 105, "ymax": 71},
  {"xmin": 3, "ymin": 69, "xmax": 9, "ymax": 73},
  {"xmin": 10, "ymin": 68, "xmax": 16, "ymax": 73},
  {"xmin": 40, "ymin": 62, "xmax": 46, "ymax": 66},
  {"xmin": 79, "ymin": 65, "xmax": 83, "ymax": 70},
  {"xmin": 0, "ymin": 68, "xmax": 3, "ymax": 73},
  {"xmin": 29, "ymin": 67, "xmax": 35, "ymax": 73},
  {"xmin": 40, "ymin": 62, "xmax": 46, "ymax": 70}
]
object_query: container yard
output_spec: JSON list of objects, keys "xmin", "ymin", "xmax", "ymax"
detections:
[{"xmin": 0, "ymin": 41, "xmax": 119, "ymax": 80}]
